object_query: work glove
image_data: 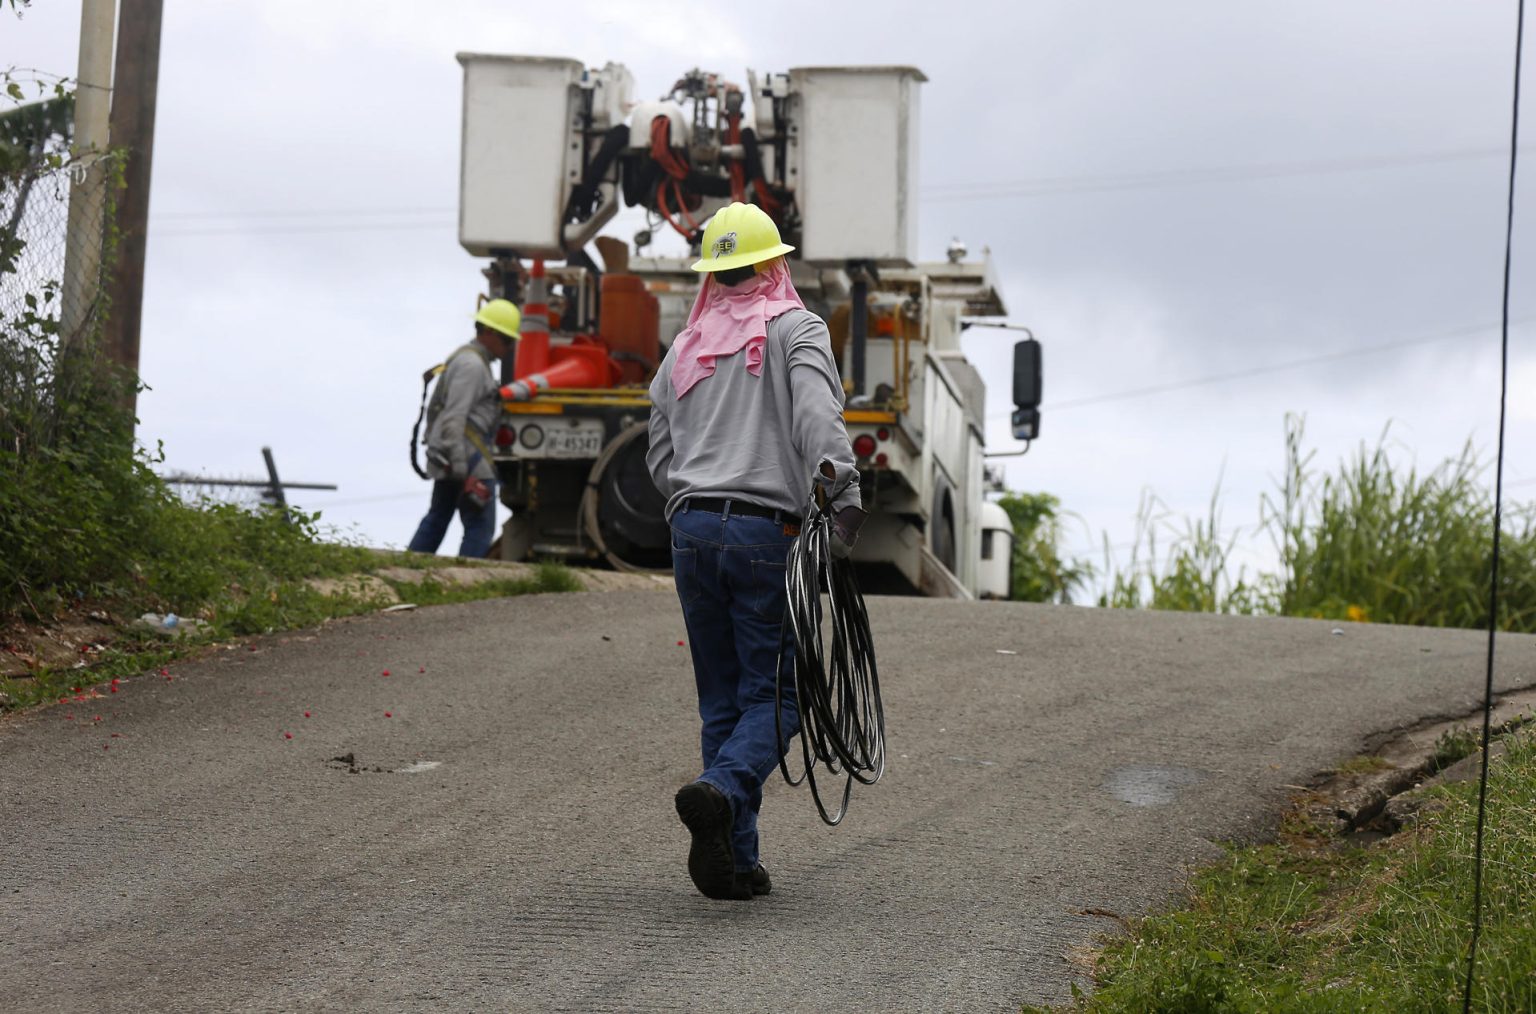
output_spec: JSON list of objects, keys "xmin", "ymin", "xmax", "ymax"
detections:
[
  {"xmin": 460, "ymin": 476, "xmax": 492, "ymax": 511},
  {"xmin": 830, "ymin": 505, "xmax": 866, "ymax": 560}
]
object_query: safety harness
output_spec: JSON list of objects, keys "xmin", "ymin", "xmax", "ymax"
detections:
[{"xmin": 410, "ymin": 345, "xmax": 497, "ymax": 480}]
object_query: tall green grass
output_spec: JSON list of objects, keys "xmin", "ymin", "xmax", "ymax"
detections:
[
  {"xmin": 1100, "ymin": 485, "xmax": 1269, "ymax": 616},
  {"xmin": 1099, "ymin": 416, "xmax": 1536, "ymax": 632}
]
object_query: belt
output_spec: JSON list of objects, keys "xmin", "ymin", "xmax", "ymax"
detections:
[{"xmin": 686, "ymin": 497, "xmax": 802, "ymax": 527}]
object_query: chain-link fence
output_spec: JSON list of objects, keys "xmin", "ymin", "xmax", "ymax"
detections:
[
  {"xmin": 1, "ymin": 157, "xmax": 114, "ymax": 341},
  {"xmin": 1, "ymin": 91, "xmax": 116, "ymax": 351},
  {"xmin": 2, "ymin": 84, "xmax": 124, "ymax": 461}
]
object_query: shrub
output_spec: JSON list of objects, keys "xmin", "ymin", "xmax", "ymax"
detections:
[{"xmin": 997, "ymin": 491, "xmax": 1093, "ymax": 604}]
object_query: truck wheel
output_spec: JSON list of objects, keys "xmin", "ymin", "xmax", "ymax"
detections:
[
  {"xmin": 931, "ymin": 484, "xmax": 957, "ymax": 574},
  {"xmin": 581, "ymin": 422, "xmax": 671, "ymax": 571}
]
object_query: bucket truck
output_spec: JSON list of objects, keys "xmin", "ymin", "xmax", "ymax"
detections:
[{"xmin": 453, "ymin": 55, "xmax": 1043, "ymax": 598}]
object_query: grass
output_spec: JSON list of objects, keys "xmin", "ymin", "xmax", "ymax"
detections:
[
  {"xmin": 1097, "ymin": 415, "xmax": 1536, "ymax": 632},
  {"xmin": 379, "ymin": 562, "xmax": 584, "ymax": 605},
  {"xmin": 0, "ymin": 554, "xmax": 584, "ymax": 713},
  {"xmin": 1027, "ymin": 730, "xmax": 1536, "ymax": 1013},
  {"xmin": 1335, "ymin": 754, "xmax": 1393, "ymax": 776},
  {"xmin": 1431, "ymin": 727, "xmax": 1482, "ymax": 771}
]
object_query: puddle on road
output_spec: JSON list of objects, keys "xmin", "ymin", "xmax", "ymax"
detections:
[{"xmin": 1103, "ymin": 766, "xmax": 1207, "ymax": 806}]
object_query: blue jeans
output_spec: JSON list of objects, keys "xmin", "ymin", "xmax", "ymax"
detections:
[
  {"xmin": 671, "ymin": 502, "xmax": 801, "ymax": 872},
  {"xmin": 407, "ymin": 479, "xmax": 497, "ymax": 558}
]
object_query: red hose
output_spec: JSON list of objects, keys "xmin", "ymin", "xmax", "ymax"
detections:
[
  {"xmin": 651, "ymin": 116, "xmax": 690, "ymax": 180},
  {"xmin": 657, "ymin": 180, "xmax": 693, "ymax": 239}
]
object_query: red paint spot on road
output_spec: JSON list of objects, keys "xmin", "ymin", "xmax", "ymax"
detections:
[
  {"xmin": 284, "ymin": 732, "xmax": 293, "ymax": 740},
  {"xmin": 382, "ymin": 669, "xmax": 391, "ymax": 677},
  {"xmin": 304, "ymin": 711, "xmax": 311, "ymax": 718},
  {"xmin": 677, "ymin": 641, "xmax": 685, "ymax": 646},
  {"xmin": 384, "ymin": 712, "xmax": 393, "ymax": 718}
]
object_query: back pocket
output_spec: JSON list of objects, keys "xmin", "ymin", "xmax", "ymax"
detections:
[
  {"xmin": 749, "ymin": 559, "xmax": 789, "ymax": 621},
  {"xmin": 672, "ymin": 546, "xmax": 701, "ymax": 606}
]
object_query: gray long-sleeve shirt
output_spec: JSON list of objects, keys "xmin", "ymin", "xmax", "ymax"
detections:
[
  {"xmin": 646, "ymin": 308, "xmax": 861, "ymax": 520},
  {"xmin": 425, "ymin": 341, "xmax": 499, "ymax": 483}
]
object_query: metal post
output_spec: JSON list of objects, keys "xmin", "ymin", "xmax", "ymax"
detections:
[
  {"xmin": 485, "ymin": 255, "xmax": 524, "ymax": 386},
  {"xmin": 60, "ymin": 0, "xmax": 116, "ymax": 349},
  {"xmin": 102, "ymin": 0, "xmax": 165, "ymax": 419},
  {"xmin": 849, "ymin": 264, "xmax": 869, "ymax": 399},
  {"xmin": 261, "ymin": 446, "xmax": 289, "ymax": 513}
]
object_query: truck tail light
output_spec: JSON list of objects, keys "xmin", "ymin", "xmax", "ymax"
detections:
[
  {"xmin": 495, "ymin": 425, "xmax": 516, "ymax": 447},
  {"xmin": 876, "ymin": 427, "xmax": 890, "ymax": 441},
  {"xmin": 852, "ymin": 434, "xmax": 877, "ymax": 459}
]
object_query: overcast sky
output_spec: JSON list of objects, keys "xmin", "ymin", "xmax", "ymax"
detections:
[{"xmin": 8, "ymin": 0, "xmax": 1535, "ymax": 593}]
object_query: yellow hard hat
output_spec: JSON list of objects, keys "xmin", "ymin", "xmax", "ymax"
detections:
[
  {"xmin": 691, "ymin": 202, "xmax": 795, "ymax": 273},
  {"xmin": 474, "ymin": 298, "xmax": 522, "ymax": 339}
]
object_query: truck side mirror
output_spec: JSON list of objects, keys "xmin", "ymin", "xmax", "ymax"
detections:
[{"xmin": 1012, "ymin": 338, "xmax": 1042, "ymax": 440}]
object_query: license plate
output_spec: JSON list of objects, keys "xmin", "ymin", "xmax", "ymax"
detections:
[{"xmin": 542, "ymin": 421, "xmax": 604, "ymax": 458}]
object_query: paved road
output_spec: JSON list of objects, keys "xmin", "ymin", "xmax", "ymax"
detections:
[{"xmin": 4, "ymin": 592, "xmax": 1534, "ymax": 1012}]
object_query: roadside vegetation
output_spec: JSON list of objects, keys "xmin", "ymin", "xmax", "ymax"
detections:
[
  {"xmin": 1007, "ymin": 415, "xmax": 1536, "ymax": 631},
  {"xmin": 997, "ymin": 491, "xmax": 1094, "ymax": 604},
  {"xmin": 0, "ymin": 343, "xmax": 578, "ymax": 710}
]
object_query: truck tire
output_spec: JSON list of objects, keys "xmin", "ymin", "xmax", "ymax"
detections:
[
  {"xmin": 931, "ymin": 483, "xmax": 957, "ymax": 574},
  {"xmin": 581, "ymin": 422, "xmax": 671, "ymax": 572}
]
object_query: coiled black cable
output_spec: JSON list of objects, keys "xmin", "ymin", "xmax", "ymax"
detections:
[{"xmin": 775, "ymin": 489, "xmax": 885, "ymax": 826}]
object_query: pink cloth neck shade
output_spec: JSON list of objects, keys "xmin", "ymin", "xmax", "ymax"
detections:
[{"xmin": 670, "ymin": 259, "xmax": 805, "ymax": 399}]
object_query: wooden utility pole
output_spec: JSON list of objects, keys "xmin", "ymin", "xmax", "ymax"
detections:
[
  {"xmin": 102, "ymin": 0, "xmax": 165, "ymax": 420},
  {"xmin": 59, "ymin": 0, "xmax": 116, "ymax": 348}
]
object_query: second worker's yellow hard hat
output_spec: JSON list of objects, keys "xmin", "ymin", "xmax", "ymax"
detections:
[
  {"xmin": 474, "ymin": 298, "xmax": 522, "ymax": 339},
  {"xmin": 691, "ymin": 202, "xmax": 795, "ymax": 273}
]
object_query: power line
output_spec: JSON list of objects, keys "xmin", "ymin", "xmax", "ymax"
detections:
[
  {"xmin": 924, "ymin": 146, "xmax": 1526, "ymax": 202},
  {"xmin": 1463, "ymin": 0, "xmax": 1523, "ymax": 1006},
  {"xmin": 153, "ymin": 219, "xmax": 455, "ymax": 238},
  {"xmin": 153, "ymin": 206, "xmax": 455, "ymax": 221},
  {"xmin": 142, "ymin": 144, "xmax": 1525, "ymax": 238},
  {"xmin": 984, "ymin": 318, "xmax": 1531, "ymax": 421}
]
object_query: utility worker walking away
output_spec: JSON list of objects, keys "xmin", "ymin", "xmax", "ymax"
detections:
[
  {"xmin": 647, "ymin": 203, "xmax": 866, "ymax": 900},
  {"xmin": 408, "ymin": 299, "xmax": 520, "ymax": 558}
]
